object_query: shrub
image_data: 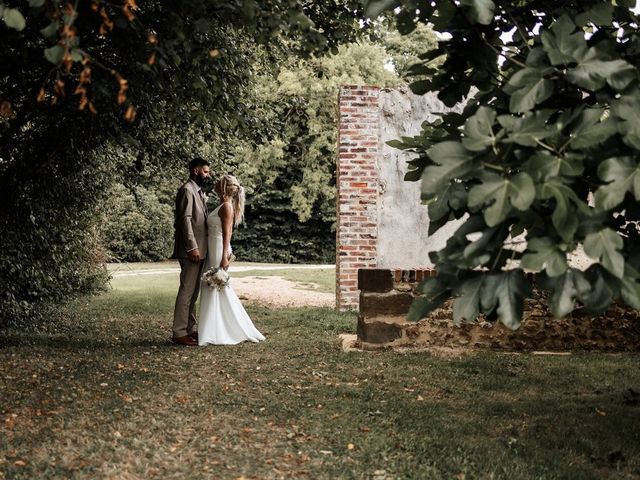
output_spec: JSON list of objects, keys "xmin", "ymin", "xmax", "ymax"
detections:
[{"xmin": 99, "ymin": 184, "xmax": 174, "ymax": 262}]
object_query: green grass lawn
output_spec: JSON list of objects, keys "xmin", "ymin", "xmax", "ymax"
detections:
[
  {"xmin": 108, "ymin": 262, "xmax": 336, "ymax": 294},
  {"xmin": 1, "ymin": 274, "xmax": 640, "ymax": 479}
]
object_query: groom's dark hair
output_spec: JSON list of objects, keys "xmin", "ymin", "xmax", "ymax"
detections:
[{"xmin": 188, "ymin": 157, "xmax": 210, "ymax": 171}]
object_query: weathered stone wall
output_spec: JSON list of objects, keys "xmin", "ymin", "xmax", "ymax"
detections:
[
  {"xmin": 356, "ymin": 269, "xmax": 640, "ymax": 352},
  {"xmin": 376, "ymin": 87, "xmax": 463, "ymax": 269},
  {"xmin": 336, "ymin": 85, "xmax": 462, "ymax": 311}
]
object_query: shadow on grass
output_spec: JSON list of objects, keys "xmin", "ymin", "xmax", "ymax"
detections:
[
  {"xmin": 0, "ymin": 333, "xmax": 176, "ymax": 350},
  {"xmin": 2, "ymin": 288, "xmax": 640, "ymax": 479}
]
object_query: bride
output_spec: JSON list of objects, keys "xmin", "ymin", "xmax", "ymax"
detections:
[{"xmin": 198, "ymin": 174, "xmax": 265, "ymax": 346}]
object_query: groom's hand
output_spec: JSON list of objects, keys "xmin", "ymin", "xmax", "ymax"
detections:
[{"xmin": 188, "ymin": 249, "xmax": 201, "ymax": 262}]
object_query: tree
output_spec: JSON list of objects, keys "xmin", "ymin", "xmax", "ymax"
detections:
[
  {"xmin": 229, "ymin": 23, "xmax": 441, "ymax": 262},
  {"xmin": 229, "ymin": 39, "xmax": 405, "ymax": 263},
  {"xmin": 366, "ymin": 0, "xmax": 640, "ymax": 329},
  {"xmin": 0, "ymin": 0, "xmax": 364, "ymax": 325},
  {"xmin": 383, "ymin": 22, "xmax": 440, "ymax": 78}
]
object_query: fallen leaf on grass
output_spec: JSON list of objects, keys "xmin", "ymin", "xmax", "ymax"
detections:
[
  {"xmin": 14, "ymin": 460, "xmax": 27, "ymax": 467},
  {"xmin": 347, "ymin": 443, "xmax": 355, "ymax": 450},
  {"xmin": 595, "ymin": 408, "xmax": 607, "ymax": 416},
  {"xmin": 5, "ymin": 416, "xmax": 16, "ymax": 429}
]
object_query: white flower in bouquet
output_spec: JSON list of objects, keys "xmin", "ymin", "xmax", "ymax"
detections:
[{"xmin": 202, "ymin": 267, "xmax": 229, "ymax": 290}]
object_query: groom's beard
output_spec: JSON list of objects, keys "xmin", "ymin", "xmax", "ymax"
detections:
[{"xmin": 196, "ymin": 176, "xmax": 212, "ymax": 189}]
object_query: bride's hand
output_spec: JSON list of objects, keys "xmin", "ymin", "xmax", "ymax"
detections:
[{"xmin": 220, "ymin": 257, "xmax": 230, "ymax": 271}]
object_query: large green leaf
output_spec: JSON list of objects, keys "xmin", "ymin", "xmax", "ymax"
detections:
[
  {"xmin": 460, "ymin": 0, "xmax": 495, "ymax": 25},
  {"xmin": 537, "ymin": 178, "xmax": 587, "ymax": 242},
  {"xmin": 575, "ymin": 3, "xmax": 613, "ymax": 27},
  {"xmin": 40, "ymin": 21, "xmax": 59, "ymax": 38},
  {"xmin": 567, "ymin": 108, "xmax": 618, "ymax": 149},
  {"xmin": 540, "ymin": 15, "xmax": 587, "ymax": 66},
  {"xmin": 498, "ymin": 110, "xmax": 556, "ymax": 147},
  {"xmin": 431, "ymin": 1, "xmax": 457, "ymax": 30},
  {"xmin": 521, "ymin": 237, "xmax": 567, "ymax": 277},
  {"xmin": 364, "ymin": 0, "xmax": 399, "ymax": 18},
  {"xmin": 546, "ymin": 269, "xmax": 591, "ymax": 317},
  {"xmin": 468, "ymin": 172, "xmax": 535, "ymax": 226},
  {"xmin": 426, "ymin": 182, "xmax": 467, "ymax": 221},
  {"xmin": 462, "ymin": 106, "xmax": 496, "ymax": 152},
  {"xmin": 583, "ymin": 228, "xmax": 625, "ymax": 278},
  {"xmin": 481, "ymin": 270, "xmax": 529, "ymax": 329},
  {"xmin": 526, "ymin": 151, "xmax": 583, "ymax": 181},
  {"xmin": 422, "ymin": 141, "xmax": 476, "ymax": 197},
  {"xmin": 594, "ymin": 157, "xmax": 640, "ymax": 210},
  {"xmin": 453, "ymin": 275, "xmax": 484, "ymax": 323},
  {"xmin": 396, "ymin": 9, "xmax": 417, "ymax": 34},
  {"xmin": 2, "ymin": 7, "xmax": 26, "ymax": 31},
  {"xmin": 579, "ymin": 266, "xmax": 616, "ymax": 313},
  {"xmin": 409, "ymin": 79, "xmax": 433, "ymax": 95},
  {"xmin": 567, "ymin": 47, "xmax": 637, "ymax": 91},
  {"xmin": 407, "ymin": 277, "xmax": 451, "ymax": 321},
  {"xmin": 462, "ymin": 225, "xmax": 504, "ymax": 268},
  {"xmin": 44, "ymin": 45, "xmax": 65, "ymax": 65},
  {"xmin": 504, "ymin": 67, "xmax": 554, "ymax": 113},
  {"xmin": 612, "ymin": 94, "xmax": 640, "ymax": 150}
]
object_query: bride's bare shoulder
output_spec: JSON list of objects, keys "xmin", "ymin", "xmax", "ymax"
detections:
[{"xmin": 217, "ymin": 202, "xmax": 233, "ymax": 217}]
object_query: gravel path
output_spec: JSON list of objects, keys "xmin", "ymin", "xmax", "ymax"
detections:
[
  {"xmin": 231, "ymin": 276, "xmax": 335, "ymax": 308},
  {"xmin": 110, "ymin": 263, "xmax": 336, "ymax": 308}
]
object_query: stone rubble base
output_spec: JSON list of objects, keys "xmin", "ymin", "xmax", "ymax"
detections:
[{"xmin": 357, "ymin": 269, "xmax": 640, "ymax": 352}]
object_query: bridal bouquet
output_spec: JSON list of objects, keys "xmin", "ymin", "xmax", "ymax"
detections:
[{"xmin": 202, "ymin": 267, "xmax": 229, "ymax": 290}]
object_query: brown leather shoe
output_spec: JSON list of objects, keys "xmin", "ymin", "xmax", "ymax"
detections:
[
  {"xmin": 172, "ymin": 335, "xmax": 197, "ymax": 346},
  {"xmin": 189, "ymin": 332, "xmax": 199, "ymax": 342}
]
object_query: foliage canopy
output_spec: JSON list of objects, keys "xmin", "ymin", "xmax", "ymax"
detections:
[
  {"xmin": 368, "ymin": 0, "xmax": 640, "ymax": 328},
  {"xmin": 0, "ymin": 0, "xmax": 363, "ymax": 325}
]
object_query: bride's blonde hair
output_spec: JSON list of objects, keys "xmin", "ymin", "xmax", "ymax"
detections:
[{"xmin": 218, "ymin": 174, "xmax": 245, "ymax": 226}]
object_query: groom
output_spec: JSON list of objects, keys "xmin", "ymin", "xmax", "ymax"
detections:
[{"xmin": 172, "ymin": 157, "xmax": 211, "ymax": 346}]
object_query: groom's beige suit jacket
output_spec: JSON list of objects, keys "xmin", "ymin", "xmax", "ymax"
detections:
[{"xmin": 173, "ymin": 179, "xmax": 208, "ymax": 259}]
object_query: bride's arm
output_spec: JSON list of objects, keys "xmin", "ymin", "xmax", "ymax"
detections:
[{"xmin": 218, "ymin": 202, "xmax": 234, "ymax": 271}]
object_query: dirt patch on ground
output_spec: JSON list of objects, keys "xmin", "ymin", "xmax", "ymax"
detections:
[
  {"xmin": 231, "ymin": 275, "xmax": 335, "ymax": 308},
  {"xmin": 359, "ymin": 296, "xmax": 640, "ymax": 352}
]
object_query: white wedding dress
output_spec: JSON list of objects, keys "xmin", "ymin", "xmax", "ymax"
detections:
[{"xmin": 198, "ymin": 203, "xmax": 265, "ymax": 346}]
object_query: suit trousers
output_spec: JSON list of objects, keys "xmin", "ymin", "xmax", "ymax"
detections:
[{"xmin": 173, "ymin": 258, "xmax": 205, "ymax": 338}]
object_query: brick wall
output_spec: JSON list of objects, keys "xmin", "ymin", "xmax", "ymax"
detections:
[
  {"xmin": 357, "ymin": 268, "xmax": 436, "ymax": 344},
  {"xmin": 336, "ymin": 85, "xmax": 380, "ymax": 310}
]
